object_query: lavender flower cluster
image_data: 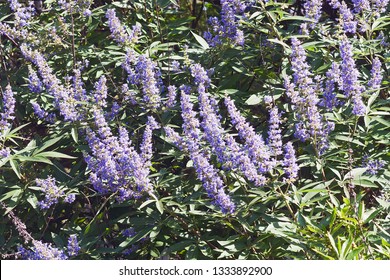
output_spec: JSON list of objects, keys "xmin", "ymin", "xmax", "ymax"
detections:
[
  {"xmin": 0, "ymin": 85, "xmax": 16, "ymax": 135},
  {"xmin": 193, "ymin": 64, "xmax": 266, "ymax": 186},
  {"xmin": 224, "ymin": 96, "xmax": 272, "ymax": 173},
  {"xmin": 59, "ymin": 0, "xmax": 92, "ymax": 17},
  {"xmin": 123, "ymin": 50, "xmax": 163, "ymax": 109},
  {"xmin": 301, "ymin": 0, "xmax": 323, "ymax": 32},
  {"xmin": 8, "ymin": 0, "xmax": 35, "ymax": 28},
  {"xmin": 319, "ymin": 62, "xmax": 343, "ymax": 110},
  {"xmin": 164, "ymin": 62, "xmax": 301, "ymax": 213},
  {"xmin": 180, "ymin": 88, "xmax": 236, "ymax": 214},
  {"xmin": 362, "ymin": 156, "xmax": 386, "ymax": 175},
  {"xmin": 327, "ymin": 0, "xmax": 357, "ymax": 34},
  {"xmin": 18, "ymin": 240, "xmax": 68, "ymax": 260},
  {"xmin": 36, "ymin": 176, "xmax": 75, "ymax": 209},
  {"xmin": 31, "ymin": 102, "xmax": 55, "ymax": 123},
  {"xmin": 85, "ymin": 108, "xmax": 159, "ymax": 202},
  {"xmin": 18, "ymin": 235, "xmax": 81, "ymax": 260},
  {"xmin": 339, "ymin": 38, "xmax": 366, "ymax": 116},
  {"xmin": 367, "ymin": 57, "xmax": 383, "ymax": 91},
  {"xmin": 267, "ymin": 105, "xmax": 283, "ymax": 157},
  {"xmin": 21, "ymin": 45, "xmax": 85, "ymax": 121},
  {"xmin": 204, "ymin": 0, "xmax": 248, "ymax": 46},
  {"xmin": 3, "ymin": 202, "xmax": 80, "ymax": 260},
  {"xmin": 284, "ymin": 38, "xmax": 334, "ymax": 154},
  {"xmin": 106, "ymin": 9, "xmax": 141, "ymax": 46},
  {"xmin": 67, "ymin": 235, "xmax": 81, "ymax": 257}
]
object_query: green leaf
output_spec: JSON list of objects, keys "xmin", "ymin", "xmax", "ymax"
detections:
[
  {"xmin": 155, "ymin": 199, "xmax": 164, "ymax": 214},
  {"xmin": 118, "ymin": 227, "xmax": 153, "ymax": 250},
  {"xmin": 191, "ymin": 31, "xmax": 209, "ymax": 50},
  {"xmin": 327, "ymin": 232, "xmax": 339, "ymax": 258},
  {"xmin": 267, "ymin": 38, "xmax": 290, "ymax": 50},
  {"xmin": 335, "ymin": 135, "xmax": 365, "ymax": 146},
  {"xmin": 358, "ymin": 201, "xmax": 365, "ymax": 221},
  {"xmin": 343, "ymin": 168, "xmax": 367, "ymax": 181},
  {"xmin": 35, "ymin": 151, "xmax": 76, "ymax": 159},
  {"xmin": 71, "ymin": 127, "xmax": 78, "ymax": 144},
  {"xmin": 166, "ymin": 240, "xmax": 194, "ymax": 253},
  {"xmin": 280, "ymin": 16, "xmax": 316, "ymax": 22},
  {"xmin": 363, "ymin": 208, "xmax": 381, "ymax": 224},
  {"xmin": 9, "ymin": 159, "xmax": 21, "ymax": 179},
  {"xmin": 33, "ymin": 136, "xmax": 64, "ymax": 155},
  {"xmin": 15, "ymin": 155, "xmax": 53, "ymax": 165},
  {"xmin": 245, "ymin": 95, "xmax": 261, "ymax": 105},
  {"xmin": 0, "ymin": 187, "xmax": 22, "ymax": 202}
]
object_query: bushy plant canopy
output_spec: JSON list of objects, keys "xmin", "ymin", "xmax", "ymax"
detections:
[{"xmin": 0, "ymin": 0, "xmax": 389, "ymax": 260}]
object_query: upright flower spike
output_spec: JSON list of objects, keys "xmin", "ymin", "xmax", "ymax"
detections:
[
  {"xmin": 352, "ymin": 0, "xmax": 370, "ymax": 13},
  {"xmin": 8, "ymin": 0, "xmax": 35, "ymax": 28},
  {"xmin": 36, "ymin": 176, "xmax": 64, "ymax": 210},
  {"xmin": 190, "ymin": 63, "xmax": 211, "ymax": 87},
  {"xmin": 28, "ymin": 65, "xmax": 42, "ymax": 93},
  {"xmin": 123, "ymin": 50, "xmax": 162, "ymax": 109},
  {"xmin": 224, "ymin": 96, "xmax": 271, "ymax": 173},
  {"xmin": 122, "ymin": 83, "xmax": 137, "ymax": 105},
  {"xmin": 21, "ymin": 45, "xmax": 83, "ymax": 121},
  {"xmin": 204, "ymin": 0, "xmax": 247, "ymax": 46},
  {"xmin": 303, "ymin": 0, "xmax": 323, "ymax": 29},
  {"xmin": 140, "ymin": 116, "xmax": 160, "ymax": 167},
  {"xmin": 339, "ymin": 38, "xmax": 366, "ymax": 116},
  {"xmin": 267, "ymin": 106, "xmax": 283, "ymax": 157},
  {"xmin": 106, "ymin": 9, "xmax": 141, "ymax": 45},
  {"xmin": 328, "ymin": 1, "xmax": 357, "ymax": 34},
  {"xmin": 362, "ymin": 156, "xmax": 386, "ymax": 175},
  {"xmin": 198, "ymin": 89, "xmax": 228, "ymax": 164},
  {"xmin": 31, "ymin": 102, "xmax": 55, "ymax": 123},
  {"xmin": 166, "ymin": 85, "xmax": 177, "ymax": 108},
  {"xmin": 0, "ymin": 85, "xmax": 16, "ymax": 134},
  {"xmin": 93, "ymin": 75, "xmax": 108, "ymax": 108},
  {"xmin": 164, "ymin": 126, "xmax": 188, "ymax": 152},
  {"xmin": 59, "ymin": 0, "xmax": 93, "ymax": 17},
  {"xmin": 285, "ymin": 38, "xmax": 334, "ymax": 154},
  {"xmin": 320, "ymin": 62, "xmax": 342, "ymax": 110},
  {"xmin": 179, "ymin": 89, "xmax": 235, "ymax": 214},
  {"xmin": 18, "ymin": 240, "xmax": 68, "ymax": 260},
  {"xmin": 341, "ymin": 2, "xmax": 357, "ymax": 34},
  {"xmin": 372, "ymin": 0, "xmax": 390, "ymax": 14},
  {"xmin": 367, "ymin": 57, "xmax": 383, "ymax": 91},
  {"xmin": 282, "ymin": 142, "xmax": 299, "ymax": 183},
  {"xmin": 72, "ymin": 68, "xmax": 87, "ymax": 104},
  {"xmin": 67, "ymin": 235, "xmax": 80, "ymax": 257},
  {"xmin": 85, "ymin": 108, "xmax": 157, "ymax": 202},
  {"xmin": 180, "ymin": 86, "xmax": 202, "ymax": 145},
  {"xmin": 192, "ymin": 63, "xmax": 265, "ymax": 186},
  {"xmin": 93, "ymin": 107, "xmax": 113, "ymax": 140}
]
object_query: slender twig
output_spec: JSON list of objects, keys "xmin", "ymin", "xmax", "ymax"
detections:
[
  {"xmin": 153, "ymin": 0, "xmax": 164, "ymax": 43},
  {"xmin": 40, "ymin": 207, "xmax": 56, "ymax": 238},
  {"xmin": 70, "ymin": 13, "xmax": 77, "ymax": 68},
  {"xmin": 276, "ymin": 185, "xmax": 296, "ymax": 222},
  {"xmin": 85, "ymin": 191, "xmax": 118, "ymax": 230},
  {"xmin": 192, "ymin": 0, "xmax": 205, "ymax": 29}
]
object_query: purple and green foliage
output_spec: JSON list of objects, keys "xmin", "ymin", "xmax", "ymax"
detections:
[{"xmin": 0, "ymin": 0, "xmax": 389, "ymax": 260}]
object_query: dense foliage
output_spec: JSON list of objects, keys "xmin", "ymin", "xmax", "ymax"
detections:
[{"xmin": 0, "ymin": 0, "xmax": 389, "ymax": 260}]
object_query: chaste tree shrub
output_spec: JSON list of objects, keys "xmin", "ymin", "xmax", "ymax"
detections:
[{"xmin": 0, "ymin": 0, "xmax": 389, "ymax": 260}]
